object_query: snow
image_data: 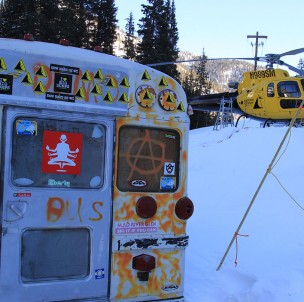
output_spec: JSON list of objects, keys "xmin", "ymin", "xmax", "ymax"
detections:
[{"xmin": 185, "ymin": 119, "xmax": 304, "ymax": 302}]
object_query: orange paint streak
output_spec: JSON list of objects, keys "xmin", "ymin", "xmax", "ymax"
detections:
[
  {"xmin": 47, "ymin": 197, "xmax": 64, "ymax": 222},
  {"xmin": 113, "ymin": 252, "xmax": 138, "ymax": 299},
  {"xmin": 167, "ymin": 78, "xmax": 177, "ymax": 90},
  {"xmin": 114, "ymin": 199, "xmax": 136, "ymax": 221},
  {"xmin": 33, "ymin": 64, "xmax": 53, "ymax": 91},
  {"xmin": 129, "ymin": 94, "xmax": 134, "ymax": 107},
  {"xmin": 89, "ymin": 201, "xmax": 104, "ymax": 221},
  {"xmin": 182, "ymin": 150, "xmax": 187, "ymax": 162}
]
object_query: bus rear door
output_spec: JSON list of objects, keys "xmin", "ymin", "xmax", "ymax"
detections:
[{"xmin": 0, "ymin": 107, "xmax": 113, "ymax": 301}]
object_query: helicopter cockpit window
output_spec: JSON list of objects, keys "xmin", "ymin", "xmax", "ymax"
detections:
[
  {"xmin": 278, "ymin": 81, "xmax": 300, "ymax": 98},
  {"xmin": 267, "ymin": 83, "xmax": 275, "ymax": 97},
  {"xmin": 278, "ymin": 81, "xmax": 302, "ymax": 109}
]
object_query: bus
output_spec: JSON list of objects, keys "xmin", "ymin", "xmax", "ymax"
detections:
[{"xmin": 0, "ymin": 36, "xmax": 194, "ymax": 302}]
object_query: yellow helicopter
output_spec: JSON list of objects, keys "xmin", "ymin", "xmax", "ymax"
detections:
[{"xmin": 148, "ymin": 48, "xmax": 304, "ymax": 127}]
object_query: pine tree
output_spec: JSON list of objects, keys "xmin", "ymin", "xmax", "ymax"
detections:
[
  {"xmin": 0, "ymin": 0, "xmax": 25, "ymax": 39},
  {"xmin": 36, "ymin": 0, "xmax": 61, "ymax": 43},
  {"xmin": 123, "ymin": 12, "xmax": 136, "ymax": 60},
  {"xmin": 136, "ymin": 0, "xmax": 160, "ymax": 64},
  {"xmin": 93, "ymin": 0, "xmax": 118, "ymax": 54},
  {"xmin": 194, "ymin": 52, "xmax": 212, "ymax": 95},
  {"xmin": 159, "ymin": 0, "xmax": 179, "ymax": 80},
  {"xmin": 181, "ymin": 51, "xmax": 214, "ymax": 129},
  {"xmin": 57, "ymin": 0, "xmax": 88, "ymax": 47},
  {"xmin": 298, "ymin": 58, "xmax": 304, "ymax": 70},
  {"xmin": 137, "ymin": 0, "xmax": 180, "ymax": 80}
]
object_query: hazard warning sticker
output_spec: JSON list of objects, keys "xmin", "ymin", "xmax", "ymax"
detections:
[
  {"xmin": 42, "ymin": 131, "xmax": 82, "ymax": 174},
  {"xmin": 0, "ymin": 74, "xmax": 13, "ymax": 94}
]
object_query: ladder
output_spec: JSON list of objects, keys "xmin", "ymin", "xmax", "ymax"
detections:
[{"xmin": 213, "ymin": 97, "xmax": 234, "ymax": 130}]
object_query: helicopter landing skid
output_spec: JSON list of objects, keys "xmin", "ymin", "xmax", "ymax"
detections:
[{"xmin": 235, "ymin": 114, "xmax": 248, "ymax": 127}]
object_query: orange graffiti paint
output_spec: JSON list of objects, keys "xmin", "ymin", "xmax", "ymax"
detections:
[
  {"xmin": 89, "ymin": 201, "xmax": 104, "ymax": 221},
  {"xmin": 47, "ymin": 197, "xmax": 64, "ymax": 222}
]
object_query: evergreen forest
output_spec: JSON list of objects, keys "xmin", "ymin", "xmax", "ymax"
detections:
[{"xmin": 0, "ymin": 0, "xmax": 239, "ymax": 128}]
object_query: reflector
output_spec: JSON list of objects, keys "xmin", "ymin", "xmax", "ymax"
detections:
[
  {"xmin": 136, "ymin": 196, "xmax": 157, "ymax": 219},
  {"xmin": 175, "ymin": 197, "xmax": 194, "ymax": 220}
]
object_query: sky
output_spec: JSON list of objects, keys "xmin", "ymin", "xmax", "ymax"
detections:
[
  {"xmin": 115, "ymin": 0, "xmax": 304, "ymax": 74},
  {"xmin": 185, "ymin": 119, "xmax": 304, "ymax": 301}
]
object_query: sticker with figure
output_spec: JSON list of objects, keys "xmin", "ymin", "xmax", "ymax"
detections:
[{"xmin": 42, "ymin": 131, "xmax": 82, "ymax": 174}]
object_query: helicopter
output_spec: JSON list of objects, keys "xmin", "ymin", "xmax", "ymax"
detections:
[{"xmin": 147, "ymin": 48, "xmax": 304, "ymax": 127}]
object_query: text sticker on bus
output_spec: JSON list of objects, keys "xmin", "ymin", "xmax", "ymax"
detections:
[{"xmin": 42, "ymin": 130, "xmax": 82, "ymax": 174}]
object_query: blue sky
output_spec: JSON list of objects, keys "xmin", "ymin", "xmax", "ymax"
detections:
[{"xmin": 115, "ymin": 0, "xmax": 304, "ymax": 73}]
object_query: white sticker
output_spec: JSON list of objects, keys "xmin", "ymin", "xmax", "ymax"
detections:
[{"xmin": 164, "ymin": 162, "xmax": 175, "ymax": 175}]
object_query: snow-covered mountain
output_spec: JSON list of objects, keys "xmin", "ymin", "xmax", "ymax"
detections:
[{"xmin": 178, "ymin": 51, "xmax": 255, "ymax": 92}]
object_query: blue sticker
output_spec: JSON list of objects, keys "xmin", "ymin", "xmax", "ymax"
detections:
[
  {"xmin": 160, "ymin": 176, "xmax": 176, "ymax": 191},
  {"xmin": 16, "ymin": 120, "xmax": 37, "ymax": 136},
  {"xmin": 95, "ymin": 268, "xmax": 105, "ymax": 279}
]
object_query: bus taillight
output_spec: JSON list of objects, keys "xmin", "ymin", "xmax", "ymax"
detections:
[
  {"xmin": 175, "ymin": 197, "xmax": 194, "ymax": 220},
  {"xmin": 136, "ymin": 196, "xmax": 157, "ymax": 219}
]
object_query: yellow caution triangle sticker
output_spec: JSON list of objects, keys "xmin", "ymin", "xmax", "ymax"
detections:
[
  {"xmin": 75, "ymin": 87, "xmax": 85, "ymax": 99},
  {"xmin": 106, "ymin": 77, "xmax": 117, "ymax": 88},
  {"xmin": 119, "ymin": 76, "xmax": 130, "ymax": 88},
  {"xmin": 35, "ymin": 65, "xmax": 47, "ymax": 77},
  {"xmin": 118, "ymin": 92, "xmax": 129, "ymax": 103},
  {"xmin": 81, "ymin": 70, "xmax": 92, "ymax": 82},
  {"xmin": 34, "ymin": 81, "xmax": 45, "ymax": 94},
  {"xmin": 166, "ymin": 93, "xmax": 176, "ymax": 103},
  {"xmin": 14, "ymin": 59, "xmax": 26, "ymax": 72},
  {"xmin": 104, "ymin": 91, "xmax": 114, "ymax": 102},
  {"xmin": 0, "ymin": 57, "xmax": 7, "ymax": 70},
  {"xmin": 143, "ymin": 89, "xmax": 152, "ymax": 100},
  {"xmin": 159, "ymin": 76, "xmax": 168, "ymax": 87},
  {"xmin": 94, "ymin": 69, "xmax": 104, "ymax": 81},
  {"xmin": 141, "ymin": 70, "xmax": 151, "ymax": 81},
  {"xmin": 177, "ymin": 101, "xmax": 185, "ymax": 112},
  {"xmin": 21, "ymin": 72, "xmax": 34, "ymax": 85},
  {"xmin": 91, "ymin": 84, "xmax": 102, "ymax": 95}
]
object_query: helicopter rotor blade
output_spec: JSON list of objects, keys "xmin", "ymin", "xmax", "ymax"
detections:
[
  {"xmin": 280, "ymin": 61, "xmax": 304, "ymax": 76},
  {"xmin": 278, "ymin": 48, "xmax": 304, "ymax": 58},
  {"xmin": 146, "ymin": 57, "xmax": 254, "ymax": 67}
]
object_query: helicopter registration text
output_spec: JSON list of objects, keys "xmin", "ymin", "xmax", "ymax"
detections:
[{"xmin": 250, "ymin": 69, "xmax": 275, "ymax": 79}]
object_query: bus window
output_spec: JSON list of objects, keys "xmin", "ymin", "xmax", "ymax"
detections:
[
  {"xmin": 117, "ymin": 126, "xmax": 180, "ymax": 192},
  {"xmin": 21, "ymin": 228, "xmax": 90, "ymax": 282},
  {"xmin": 11, "ymin": 118, "xmax": 105, "ymax": 189}
]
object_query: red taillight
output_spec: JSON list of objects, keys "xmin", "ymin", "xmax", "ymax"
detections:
[
  {"xmin": 132, "ymin": 254, "xmax": 156, "ymax": 271},
  {"xmin": 59, "ymin": 38, "xmax": 70, "ymax": 46},
  {"xmin": 175, "ymin": 196, "xmax": 194, "ymax": 220},
  {"xmin": 24, "ymin": 33, "xmax": 34, "ymax": 41},
  {"xmin": 136, "ymin": 196, "xmax": 157, "ymax": 219},
  {"xmin": 94, "ymin": 45, "xmax": 103, "ymax": 52}
]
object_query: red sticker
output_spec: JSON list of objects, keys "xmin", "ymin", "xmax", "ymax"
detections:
[{"xmin": 42, "ymin": 131, "xmax": 82, "ymax": 174}]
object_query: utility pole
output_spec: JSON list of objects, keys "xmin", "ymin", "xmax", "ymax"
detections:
[{"xmin": 247, "ymin": 31, "xmax": 268, "ymax": 70}]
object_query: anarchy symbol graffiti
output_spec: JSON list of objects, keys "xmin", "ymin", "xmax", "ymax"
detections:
[{"xmin": 125, "ymin": 129, "xmax": 165, "ymax": 180}]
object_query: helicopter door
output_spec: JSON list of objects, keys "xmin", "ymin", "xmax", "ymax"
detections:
[{"xmin": 0, "ymin": 107, "xmax": 113, "ymax": 302}]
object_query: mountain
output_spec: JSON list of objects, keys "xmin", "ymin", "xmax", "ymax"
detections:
[{"xmin": 178, "ymin": 51, "xmax": 256, "ymax": 92}]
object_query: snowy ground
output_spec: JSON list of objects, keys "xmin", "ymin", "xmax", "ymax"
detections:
[{"xmin": 185, "ymin": 119, "xmax": 304, "ymax": 302}]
